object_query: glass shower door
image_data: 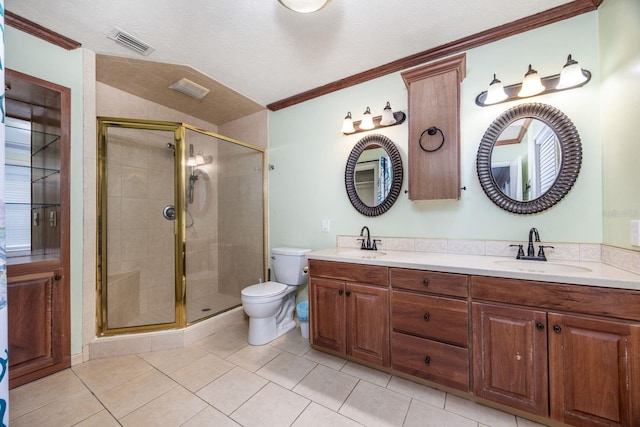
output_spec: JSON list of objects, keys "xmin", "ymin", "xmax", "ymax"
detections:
[{"xmin": 100, "ymin": 124, "xmax": 179, "ymax": 331}]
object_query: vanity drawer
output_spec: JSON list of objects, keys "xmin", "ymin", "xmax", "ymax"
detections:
[
  {"xmin": 390, "ymin": 268, "xmax": 468, "ymax": 298},
  {"xmin": 309, "ymin": 259, "xmax": 388, "ymax": 287},
  {"xmin": 392, "ymin": 291, "xmax": 468, "ymax": 346},
  {"xmin": 392, "ymin": 332, "xmax": 469, "ymax": 392}
]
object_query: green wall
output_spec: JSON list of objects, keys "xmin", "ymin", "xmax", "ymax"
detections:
[
  {"xmin": 269, "ymin": 13, "xmax": 602, "ymax": 251},
  {"xmin": 600, "ymin": 0, "xmax": 640, "ymax": 250},
  {"xmin": 6, "ymin": 27, "xmax": 85, "ymax": 355}
]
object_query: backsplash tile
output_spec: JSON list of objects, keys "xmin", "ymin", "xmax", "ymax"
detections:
[
  {"xmin": 446, "ymin": 239, "xmax": 486, "ymax": 256},
  {"xmin": 602, "ymin": 245, "xmax": 640, "ymax": 275},
  {"xmin": 414, "ymin": 238, "xmax": 448, "ymax": 253}
]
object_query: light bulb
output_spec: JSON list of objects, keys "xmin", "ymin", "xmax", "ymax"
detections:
[
  {"xmin": 359, "ymin": 107, "xmax": 375, "ymax": 130},
  {"xmin": 556, "ymin": 54, "xmax": 587, "ymax": 89},
  {"xmin": 341, "ymin": 111, "xmax": 355, "ymax": 134},
  {"xmin": 484, "ymin": 74, "xmax": 508, "ymax": 105},
  {"xmin": 380, "ymin": 102, "xmax": 397, "ymax": 126},
  {"xmin": 518, "ymin": 64, "xmax": 545, "ymax": 97}
]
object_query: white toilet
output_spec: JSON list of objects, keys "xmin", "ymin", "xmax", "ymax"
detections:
[{"xmin": 241, "ymin": 247, "xmax": 311, "ymax": 345}]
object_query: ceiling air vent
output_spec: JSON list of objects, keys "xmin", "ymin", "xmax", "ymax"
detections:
[
  {"xmin": 169, "ymin": 78, "xmax": 210, "ymax": 100},
  {"xmin": 108, "ymin": 28, "xmax": 155, "ymax": 56}
]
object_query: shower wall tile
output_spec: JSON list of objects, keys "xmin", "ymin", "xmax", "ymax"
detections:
[
  {"xmin": 121, "ymin": 198, "xmax": 150, "ymax": 230},
  {"xmin": 121, "ymin": 229, "xmax": 148, "ymax": 261},
  {"xmin": 148, "ymin": 170, "xmax": 174, "ymax": 200},
  {"xmin": 107, "ymin": 197, "xmax": 122, "ymax": 231},
  {"xmin": 107, "ymin": 163, "xmax": 122, "ymax": 197},
  {"xmin": 121, "ymin": 166, "xmax": 149, "ymax": 199}
]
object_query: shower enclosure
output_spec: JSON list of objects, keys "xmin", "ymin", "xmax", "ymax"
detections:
[{"xmin": 96, "ymin": 118, "xmax": 266, "ymax": 335}]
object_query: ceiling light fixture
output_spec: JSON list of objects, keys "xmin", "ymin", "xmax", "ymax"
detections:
[
  {"xmin": 277, "ymin": 0, "xmax": 330, "ymax": 13},
  {"xmin": 169, "ymin": 78, "xmax": 210, "ymax": 100},
  {"xmin": 475, "ymin": 54, "xmax": 591, "ymax": 107}
]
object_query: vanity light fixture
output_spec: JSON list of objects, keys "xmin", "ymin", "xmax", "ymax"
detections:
[
  {"xmin": 475, "ymin": 54, "xmax": 591, "ymax": 107},
  {"xmin": 341, "ymin": 102, "xmax": 407, "ymax": 135},
  {"xmin": 277, "ymin": 0, "xmax": 330, "ymax": 13}
]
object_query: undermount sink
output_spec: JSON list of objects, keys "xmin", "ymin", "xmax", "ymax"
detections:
[
  {"xmin": 335, "ymin": 250, "xmax": 386, "ymax": 259},
  {"xmin": 494, "ymin": 260, "xmax": 592, "ymax": 274}
]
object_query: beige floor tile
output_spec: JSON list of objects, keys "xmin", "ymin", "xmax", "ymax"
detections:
[
  {"xmin": 138, "ymin": 345, "xmax": 210, "ymax": 374},
  {"xmin": 341, "ymin": 360, "xmax": 391, "ymax": 387},
  {"xmin": 119, "ymin": 385, "xmax": 207, "ymax": 427},
  {"xmin": 74, "ymin": 409, "xmax": 121, "ymax": 426},
  {"xmin": 445, "ymin": 394, "xmax": 517, "ymax": 427},
  {"xmin": 182, "ymin": 406, "xmax": 241, "ymax": 427},
  {"xmin": 304, "ymin": 348, "xmax": 347, "ymax": 370},
  {"xmin": 516, "ymin": 416, "xmax": 549, "ymax": 427},
  {"xmin": 226, "ymin": 342, "xmax": 282, "ymax": 372},
  {"xmin": 196, "ymin": 366, "xmax": 268, "ymax": 415},
  {"xmin": 270, "ymin": 328, "xmax": 312, "ymax": 356},
  {"xmin": 231, "ymin": 382, "xmax": 310, "ymax": 427},
  {"xmin": 72, "ymin": 354, "xmax": 153, "ymax": 393},
  {"xmin": 9, "ymin": 369, "xmax": 87, "ymax": 420},
  {"xmin": 291, "ymin": 402, "xmax": 363, "ymax": 427},
  {"xmin": 386, "ymin": 376, "xmax": 446, "ymax": 408},
  {"xmin": 97, "ymin": 369, "xmax": 177, "ymax": 418},
  {"xmin": 196, "ymin": 323, "xmax": 249, "ymax": 358},
  {"xmin": 292, "ymin": 364, "xmax": 358, "ymax": 411},
  {"xmin": 10, "ymin": 387, "xmax": 104, "ymax": 427},
  {"xmin": 404, "ymin": 399, "xmax": 476, "ymax": 427},
  {"xmin": 339, "ymin": 380, "xmax": 411, "ymax": 427},
  {"xmin": 256, "ymin": 351, "xmax": 317, "ymax": 389},
  {"xmin": 169, "ymin": 352, "xmax": 235, "ymax": 392}
]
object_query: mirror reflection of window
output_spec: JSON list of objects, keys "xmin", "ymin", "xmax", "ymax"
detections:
[
  {"xmin": 354, "ymin": 147, "xmax": 392, "ymax": 207},
  {"xmin": 491, "ymin": 118, "xmax": 560, "ymax": 202}
]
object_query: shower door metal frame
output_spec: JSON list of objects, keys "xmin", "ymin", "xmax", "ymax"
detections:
[{"xmin": 96, "ymin": 117, "xmax": 267, "ymax": 336}]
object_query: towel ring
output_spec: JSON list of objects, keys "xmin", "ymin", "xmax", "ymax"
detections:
[{"xmin": 418, "ymin": 127, "xmax": 445, "ymax": 152}]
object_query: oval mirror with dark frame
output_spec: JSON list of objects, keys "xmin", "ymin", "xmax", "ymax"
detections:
[
  {"xmin": 345, "ymin": 133, "xmax": 404, "ymax": 216},
  {"xmin": 477, "ymin": 103, "xmax": 582, "ymax": 214}
]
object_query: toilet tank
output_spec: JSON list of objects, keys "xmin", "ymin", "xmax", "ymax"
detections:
[{"xmin": 271, "ymin": 247, "xmax": 312, "ymax": 285}]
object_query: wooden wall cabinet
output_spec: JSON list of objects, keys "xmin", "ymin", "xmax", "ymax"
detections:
[
  {"xmin": 309, "ymin": 260, "xmax": 390, "ymax": 367},
  {"xmin": 472, "ymin": 276, "xmax": 640, "ymax": 426},
  {"xmin": 401, "ymin": 53, "xmax": 466, "ymax": 201}
]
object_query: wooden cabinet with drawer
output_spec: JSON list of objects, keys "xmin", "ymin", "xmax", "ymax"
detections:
[{"xmin": 390, "ymin": 268, "xmax": 470, "ymax": 391}]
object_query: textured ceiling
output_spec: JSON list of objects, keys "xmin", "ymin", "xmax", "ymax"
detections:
[{"xmin": 7, "ymin": 0, "xmax": 574, "ymax": 110}]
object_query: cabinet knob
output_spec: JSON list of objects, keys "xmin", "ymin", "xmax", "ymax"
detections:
[
  {"xmin": 536, "ymin": 322, "xmax": 544, "ymax": 330},
  {"xmin": 424, "ymin": 356, "xmax": 431, "ymax": 365},
  {"xmin": 338, "ymin": 289, "xmax": 343, "ymax": 295},
  {"xmin": 553, "ymin": 325, "xmax": 562, "ymax": 333},
  {"xmin": 345, "ymin": 290, "xmax": 351, "ymax": 297},
  {"xmin": 422, "ymin": 279, "xmax": 429, "ymax": 286},
  {"xmin": 54, "ymin": 274, "xmax": 62, "ymax": 281},
  {"xmin": 423, "ymin": 313, "xmax": 430, "ymax": 321}
]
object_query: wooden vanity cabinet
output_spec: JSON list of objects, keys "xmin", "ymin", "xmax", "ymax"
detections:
[
  {"xmin": 308, "ymin": 260, "xmax": 390, "ymax": 367},
  {"xmin": 390, "ymin": 268, "xmax": 470, "ymax": 391},
  {"xmin": 471, "ymin": 276, "xmax": 640, "ymax": 427}
]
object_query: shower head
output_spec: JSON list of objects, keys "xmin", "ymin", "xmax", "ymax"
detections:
[{"xmin": 167, "ymin": 143, "xmax": 175, "ymax": 150}]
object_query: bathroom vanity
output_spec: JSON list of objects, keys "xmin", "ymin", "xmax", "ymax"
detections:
[{"xmin": 307, "ymin": 248, "xmax": 640, "ymax": 427}]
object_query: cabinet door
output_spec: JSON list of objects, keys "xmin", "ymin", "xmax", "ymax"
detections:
[
  {"xmin": 310, "ymin": 277, "xmax": 346, "ymax": 353},
  {"xmin": 472, "ymin": 302, "xmax": 548, "ymax": 416},
  {"xmin": 8, "ymin": 269, "xmax": 69, "ymax": 388},
  {"xmin": 548, "ymin": 313, "xmax": 640, "ymax": 427},
  {"xmin": 346, "ymin": 283, "xmax": 389, "ymax": 367}
]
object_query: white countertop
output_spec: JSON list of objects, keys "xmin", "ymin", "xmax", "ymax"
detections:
[{"xmin": 306, "ymin": 247, "xmax": 640, "ymax": 291}]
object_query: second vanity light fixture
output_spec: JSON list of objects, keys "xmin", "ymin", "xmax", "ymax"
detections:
[
  {"xmin": 476, "ymin": 54, "xmax": 591, "ymax": 107},
  {"xmin": 341, "ymin": 102, "xmax": 406, "ymax": 135}
]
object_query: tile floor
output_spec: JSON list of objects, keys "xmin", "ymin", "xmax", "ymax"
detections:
[{"xmin": 9, "ymin": 323, "xmax": 547, "ymax": 427}]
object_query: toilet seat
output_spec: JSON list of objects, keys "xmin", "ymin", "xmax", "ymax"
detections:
[{"xmin": 241, "ymin": 281, "xmax": 289, "ymax": 302}]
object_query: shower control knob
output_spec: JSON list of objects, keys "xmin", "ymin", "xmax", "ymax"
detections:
[{"xmin": 162, "ymin": 205, "xmax": 176, "ymax": 221}]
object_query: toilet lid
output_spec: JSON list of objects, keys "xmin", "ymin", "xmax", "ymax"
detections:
[{"xmin": 241, "ymin": 281, "xmax": 288, "ymax": 298}]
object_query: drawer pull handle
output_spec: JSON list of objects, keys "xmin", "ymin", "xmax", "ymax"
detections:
[
  {"xmin": 338, "ymin": 289, "xmax": 343, "ymax": 295},
  {"xmin": 423, "ymin": 313, "xmax": 430, "ymax": 321},
  {"xmin": 424, "ymin": 356, "xmax": 431, "ymax": 365},
  {"xmin": 345, "ymin": 290, "xmax": 351, "ymax": 297},
  {"xmin": 553, "ymin": 325, "xmax": 561, "ymax": 333},
  {"xmin": 536, "ymin": 322, "xmax": 544, "ymax": 330},
  {"xmin": 422, "ymin": 279, "xmax": 429, "ymax": 286}
]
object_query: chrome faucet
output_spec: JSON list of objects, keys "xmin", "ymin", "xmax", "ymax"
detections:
[
  {"xmin": 358, "ymin": 226, "xmax": 380, "ymax": 251},
  {"xmin": 510, "ymin": 227, "xmax": 553, "ymax": 261}
]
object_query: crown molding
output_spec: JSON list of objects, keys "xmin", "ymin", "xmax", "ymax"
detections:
[
  {"xmin": 267, "ymin": 0, "xmax": 602, "ymax": 111},
  {"xmin": 6, "ymin": 10, "xmax": 81, "ymax": 50}
]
